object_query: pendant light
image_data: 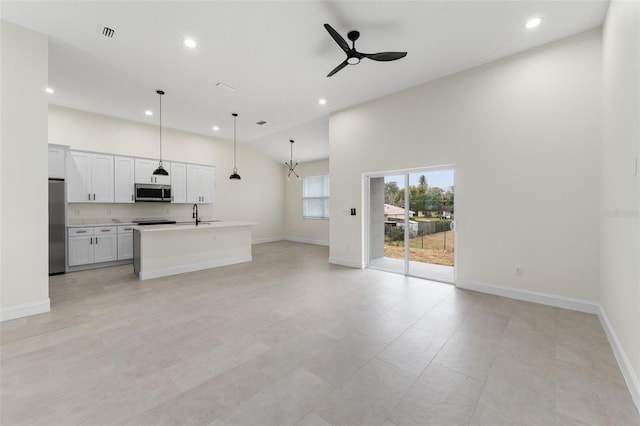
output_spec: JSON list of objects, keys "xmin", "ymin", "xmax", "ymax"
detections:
[
  {"xmin": 285, "ymin": 139, "xmax": 300, "ymax": 181},
  {"xmin": 229, "ymin": 113, "xmax": 241, "ymax": 180},
  {"xmin": 152, "ymin": 90, "xmax": 169, "ymax": 176}
]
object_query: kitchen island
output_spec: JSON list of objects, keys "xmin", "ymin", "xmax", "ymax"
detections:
[{"xmin": 133, "ymin": 221, "xmax": 256, "ymax": 280}]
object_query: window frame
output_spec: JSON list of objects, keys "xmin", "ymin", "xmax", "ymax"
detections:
[{"xmin": 302, "ymin": 174, "xmax": 330, "ymax": 219}]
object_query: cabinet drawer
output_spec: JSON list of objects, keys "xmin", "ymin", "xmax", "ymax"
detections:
[
  {"xmin": 68, "ymin": 227, "xmax": 94, "ymax": 236},
  {"xmin": 117, "ymin": 225, "xmax": 134, "ymax": 234},
  {"xmin": 95, "ymin": 226, "xmax": 116, "ymax": 234}
]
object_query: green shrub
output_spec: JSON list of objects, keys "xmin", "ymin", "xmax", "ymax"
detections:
[{"xmin": 388, "ymin": 226, "xmax": 405, "ymax": 242}]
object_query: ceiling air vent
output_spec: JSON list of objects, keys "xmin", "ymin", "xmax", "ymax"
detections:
[
  {"xmin": 100, "ymin": 25, "xmax": 116, "ymax": 39},
  {"xmin": 256, "ymin": 121, "xmax": 267, "ymax": 126}
]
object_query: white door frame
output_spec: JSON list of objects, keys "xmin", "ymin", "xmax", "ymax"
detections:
[{"xmin": 363, "ymin": 164, "xmax": 458, "ymax": 284}]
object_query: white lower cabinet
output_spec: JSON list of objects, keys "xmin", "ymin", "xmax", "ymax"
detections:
[
  {"xmin": 68, "ymin": 226, "xmax": 119, "ymax": 266},
  {"xmin": 68, "ymin": 230, "xmax": 94, "ymax": 266},
  {"xmin": 93, "ymin": 227, "xmax": 117, "ymax": 263},
  {"xmin": 117, "ymin": 225, "xmax": 134, "ymax": 260}
]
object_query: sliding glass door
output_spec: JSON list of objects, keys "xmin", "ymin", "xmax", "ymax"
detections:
[{"xmin": 367, "ymin": 167, "xmax": 455, "ymax": 283}]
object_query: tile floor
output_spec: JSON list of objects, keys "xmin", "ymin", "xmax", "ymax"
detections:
[{"xmin": 1, "ymin": 241, "xmax": 638, "ymax": 426}]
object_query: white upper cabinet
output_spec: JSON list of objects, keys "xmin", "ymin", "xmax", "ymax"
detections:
[
  {"xmin": 48, "ymin": 145, "xmax": 66, "ymax": 179},
  {"xmin": 186, "ymin": 164, "xmax": 214, "ymax": 204},
  {"xmin": 170, "ymin": 162, "xmax": 187, "ymax": 203},
  {"xmin": 114, "ymin": 156, "xmax": 135, "ymax": 203},
  {"xmin": 67, "ymin": 151, "xmax": 91, "ymax": 202},
  {"xmin": 199, "ymin": 166, "xmax": 214, "ymax": 203},
  {"xmin": 135, "ymin": 158, "xmax": 171, "ymax": 185},
  {"xmin": 66, "ymin": 151, "xmax": 114, "ymax": 203},
  {"xmin": 91, "ymin": 154, "xmax": 115, "ymax": 202}
]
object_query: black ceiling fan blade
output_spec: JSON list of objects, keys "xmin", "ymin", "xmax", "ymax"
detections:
[
  {"xmin": 324, "ymin": 23, "xmax": 349, "ymax": 53},
  {"xmin": 363, "ymin": 51, "xmax": 407, "ymax": 62},
  {"xmin": 327, "ymin": 60, "xmax": 349, "ymax": 77}
]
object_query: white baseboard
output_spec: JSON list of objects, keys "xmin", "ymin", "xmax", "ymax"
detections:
[
  {"xmin": 284, "ymin": 236, "xmax": 330, "ymax": 246},
  {"xmin": 1, "ymin": 299, "xmax": 50, "ymax": 322},
  {"xmin": 252, "ymin": 237, "xmax": 285, "ymax": 244},
  {"xmin": 598, "ymin": 305, "xmax": 640, "ymax": 414},
  {"xmin": 328, "ymin": 257, "xmax": 365, "ymax": 269},
  {"xmin": 138, "ymin": 256, "xmax": 252, "ymax": 280},
  {"xmin": 456, "ymin": 280, "xmax": 599, "ymax": 314}
]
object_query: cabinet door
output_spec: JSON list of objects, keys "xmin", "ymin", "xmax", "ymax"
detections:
[
  {"xmin": 48, "ymin": 146, "xmax": 66, "ymax": 179},
  {"xmin": 68, "ymin": 236, "xmax": 94, "ymax": 266},
  {"xmin": 200, "ymin": 166, "xmax": 214, "ymax": 203},
  {"xmin": 117, "ymin": 233, "xmax": 133, "ymax": 260},
  {"xmin": 186, "ymin": 164, "xmax": 200, "ymax": 203},
  {"xmin": 66, "ymin": 151, "xmax": 91, "ymax": 202},
  {"xmin": 170, "ymin": 162, "xmax": 187, "ymax": 203},
  {"xmin": 94, "ymin": 234, "xmax": 117, "ymax": 263},
  {"xmin": 135, "ymin": 158, "xmax": 171, "ymax": 184},
  {"xmin": 114, "ymin": 156, "xmax": 135, "ymax": 203},
  {"xmin": 91, "ymin": 154, "xmax": 114, "ymax": 203},
  {"xmin": 135, "ymin": 158, "xmax": 155, "ymax": 184}
]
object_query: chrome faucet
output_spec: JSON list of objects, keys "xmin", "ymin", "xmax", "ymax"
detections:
[{"xmin": 192, "ymin": 204, "xmax": 200, "ymax": 226}]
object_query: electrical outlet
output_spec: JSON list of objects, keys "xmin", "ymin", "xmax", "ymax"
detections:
[{"xmin": 515, "ymin": 266, "xmax": 523, "ymax": 276}]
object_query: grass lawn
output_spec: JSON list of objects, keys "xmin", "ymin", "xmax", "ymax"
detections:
[{"xmin": 384, "ymin": 230, "xmax": 454, "ymax": 266}]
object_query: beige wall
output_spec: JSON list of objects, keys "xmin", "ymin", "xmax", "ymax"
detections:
[
  {"xmin": 284, "ymin": 159, "xmax": 330, "ymax": 245},
  {"xmin": 0, "ymin": 22, "xmax": 50, "ymax": 319},
  {"xmin": 49, "ymin": 106, "xmax": 285, "ymax": 242},
  {"xmin": 601, "ymin": 0, "xmax": 640, "ymax": 406},
  {"xmin": 330, "ymin": 30, "xmax": 602, "ymax": 302}
]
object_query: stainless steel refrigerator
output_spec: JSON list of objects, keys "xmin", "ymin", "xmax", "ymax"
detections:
[{"xmin": 49, "ymin": 179, "xmax": 66, "ymax": 275}]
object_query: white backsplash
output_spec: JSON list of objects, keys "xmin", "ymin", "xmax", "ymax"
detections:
[{"xmin": 67, "ymin": 202, "xmax": 215, "ymax": 224}]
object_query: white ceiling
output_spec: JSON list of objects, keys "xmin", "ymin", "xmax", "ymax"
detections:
[{"xmin": 2, "ymin": 1, "xmax": 608, "ymax": 163}]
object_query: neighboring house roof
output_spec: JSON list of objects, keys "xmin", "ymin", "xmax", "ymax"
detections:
[{"xmin": 384, "ymin": 204, "xmax": 415, "ymax": 216}]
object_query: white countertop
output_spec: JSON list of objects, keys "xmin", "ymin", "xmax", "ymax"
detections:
[
  {"xmin": 133, "ymin": 221, "xmax": 257, "ymax": 233},
  {"xmin": 67, "ymin": 218, "xmax": 220, "ymax": 228}
]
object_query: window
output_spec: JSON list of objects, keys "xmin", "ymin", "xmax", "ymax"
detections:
[{"xmin": 303, "ymin": 174, "xmax": 330, "ymax": 219}]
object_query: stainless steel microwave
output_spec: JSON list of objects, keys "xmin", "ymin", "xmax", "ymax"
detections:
[{"xmin": 135, "ymin": 184, "xmax": 171, "ymax": 202}]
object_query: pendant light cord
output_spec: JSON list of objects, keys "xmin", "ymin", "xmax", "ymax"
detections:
[
  {"xmin": 159, "ymin": 92, "xmax": 163, "ymax": 167},
  {"xmin": 233, "ymin": 113, "xmax": 238, "ymax": 171}
]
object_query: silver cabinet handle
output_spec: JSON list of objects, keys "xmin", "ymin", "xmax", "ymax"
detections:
[
  {"xmin": 124, "ymin": 228, "xmax": 132, "ymax": 231},
  {"xmin": 131, "ymin": 194, "xmax": 134, "ymax": 201},
  {"xmin": 90, "ymin": 237, "xmax": 93, "ymax": 245},
  {"xmin": 171, "ymin": 195, "xmax": 174, "ymax": 201},
  {"xmin": 77, "ymin": 230, "xmax": 87, "ymax": 234},
  {"xmin": 101, "ymin": 229, "xmax": 110, "ymax": 232},
  {"xmin": 88, "ymin": 193, "xmax": 91, "ymax": 200},
  {"xmin": 93, "ymin": 193, "xmax": 96, "ymax": 200},
  {"xmin": 96, "ymin": 237, "xmax": 98, "ymax": 244}
]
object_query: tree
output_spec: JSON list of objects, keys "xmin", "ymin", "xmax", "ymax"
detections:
[
  {"xmin": 419, "ymin": 175, "xmax": 427, "ymax": 188},
  {"xmin": 394, "ymin": 188, "xmax": 405, "ymax": 206},
  {"xmin": 384, "ymin": 181, "xmax": 399, "ymax": 205},
  {"xmin": 425, "ymin": 187, "xmax": 443, "ymax": 213}
]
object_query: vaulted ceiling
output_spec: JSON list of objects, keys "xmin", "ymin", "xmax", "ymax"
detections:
[{"xmin": 3, "ymin": 1, "xmax": 608, "ymax": 162}]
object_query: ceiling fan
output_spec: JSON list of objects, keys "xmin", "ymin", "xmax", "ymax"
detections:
[{"xmin": 324, "ymin": 23, "xmax": 407, "ymax": 77}]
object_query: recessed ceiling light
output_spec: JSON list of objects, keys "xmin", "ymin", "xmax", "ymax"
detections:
[
  {"xmin": 212, "ymin": 126, "xmax": 219, "ymax": 131},
  {"xmin": 145, "ymin": 110, "xmax": 153, "ymax": 116},
  {"xmin": 183, "ymin": 38, "xmax": 197, "ymax": 49},
  {"xmin": 525, "ymin": 17, "xmax": 542, "ymax": 29},
  {"xmin": 45, "ymin": 87, "xmax": 54, "ymax": 94},
  {"xmin": 318, "ymin": 98, "xmax": 327, "ymax": 105}
]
